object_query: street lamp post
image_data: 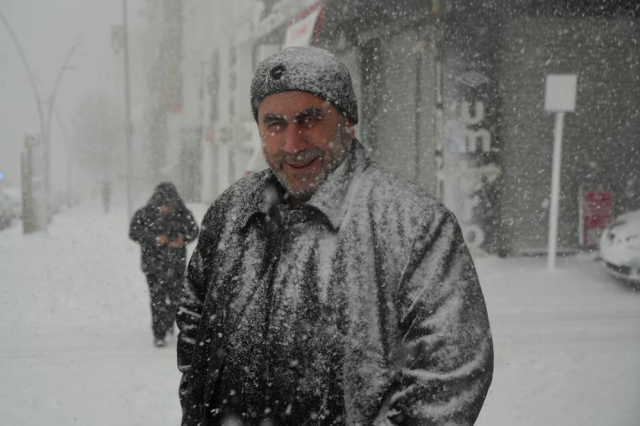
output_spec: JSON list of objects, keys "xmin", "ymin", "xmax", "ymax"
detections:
[
  {"xmin": 43, "ymin": 43, "xmax": 80, "ymax": 219},
  {"xmin": 1, "ymin": 7, "xmax": 80, "ymax": 229},
  {"xmin": 52, "ymin": 107, "xmax": 73, "ymax": 207}
]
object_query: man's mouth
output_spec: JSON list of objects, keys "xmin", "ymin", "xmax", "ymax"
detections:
[{"xmin": 284, "ymin": 157, "xmax": 320, "ymax": 171}]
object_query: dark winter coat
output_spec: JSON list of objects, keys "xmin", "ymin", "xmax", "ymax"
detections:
[
  {"xmin": 129, "ymin": 183, "xmax": 199, "ymax": 276},
  {"xmin": 177, "ymin": 141, "xmax": 493, "ymax": 426}
]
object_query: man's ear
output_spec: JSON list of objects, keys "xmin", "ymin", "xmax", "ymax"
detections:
[
  {"xmin": 342, "ymin": 119, "xmax": 356, "ymax": 139},
  {"xmin": 348, "ymin": 124, "xmax": 356, "ymax": 139}
]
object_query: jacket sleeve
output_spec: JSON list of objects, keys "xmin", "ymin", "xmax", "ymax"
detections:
[
  {"xmin": 176, "ymin": 207, "xmax": 216, "ymax": 425},
  {"xmin": 181, "ymin": 209, "xmax": 199, "ymax": 244},
  {"xmin": 379, "ymin": 209, "xmax": 493, "ymax": 426},
  {"xmin": 128, "ymin": 209, "xmax": 153, "ymax": 245}
]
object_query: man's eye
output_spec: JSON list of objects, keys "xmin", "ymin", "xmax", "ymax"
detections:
[
  {"xmin": 301, "ymin": 116, "xmax": 320, "ymax": 126},
  {"xmin": 268, "ymin": 123, "xmax": 284, "ymax": 131}
]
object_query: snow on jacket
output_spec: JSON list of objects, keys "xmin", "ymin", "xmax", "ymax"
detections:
[
  {"xmin": 177, "ymin": 141, "xmax": 493, "ymax": 426},
  {"xmin": 129, "ymin": 183, "xmax": 199, "ymax": 275}
]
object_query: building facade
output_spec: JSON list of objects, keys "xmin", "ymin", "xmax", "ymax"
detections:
[{"xmin": 137, "ymin": 0, "xmax": 640, "ymax": 256}]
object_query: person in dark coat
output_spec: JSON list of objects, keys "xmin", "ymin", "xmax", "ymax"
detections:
[
  {"xmin": 177, "ymin": 47, "xmax": 493, "ymax": 425},
  {"xmin": 129, "ymin": 183, "xmax": 198, "ymax": 347}
]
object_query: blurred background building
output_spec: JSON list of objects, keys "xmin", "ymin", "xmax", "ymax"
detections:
[{"xmin": 130, "ymin": 0, "xmax": 640, "ymax": 256}]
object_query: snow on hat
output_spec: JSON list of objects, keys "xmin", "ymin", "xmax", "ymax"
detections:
[{"xmin": 251, "ymin": 46, "xmax": 359, "ymax": 124}]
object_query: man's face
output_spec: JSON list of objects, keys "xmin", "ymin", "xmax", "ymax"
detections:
[
  {"xmin": 159, "ymin": 205, "xmax": 174, "ymax": 216},
  {"xmin": 258, "ymin": 91, "xmax": 355, "ymax": 203}
]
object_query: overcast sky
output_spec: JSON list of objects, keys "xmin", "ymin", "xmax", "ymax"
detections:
[{"xmin": 0, "ymin": 0, "xmax": 144, "ymax": 191}]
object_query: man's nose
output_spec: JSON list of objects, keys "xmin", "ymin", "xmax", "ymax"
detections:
[{"xmin": 282, "ymin": 123, "xmax": 309, "ymax": 154}]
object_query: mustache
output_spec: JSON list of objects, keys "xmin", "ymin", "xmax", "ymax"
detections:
[{"xmin": 276, "ymin": 148, "xmax": 324, "ymax": 165}]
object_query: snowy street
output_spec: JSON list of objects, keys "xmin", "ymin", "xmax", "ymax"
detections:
[
  {"xmin": 3, "ymin": 0, "xmax": 640, "ymax": 424},
  {"xmin": 1, "ymin": 202, "xmax": 639, "ymax": 425}
]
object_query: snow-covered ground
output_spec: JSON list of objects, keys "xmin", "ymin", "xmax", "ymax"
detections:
[
  {"xmin": 476, "ymin": 255, "xmax": 640, "ymax": 425},
  {"xmin": 1, "ymin": 202, "xmax": 639, "ymax": 425}
]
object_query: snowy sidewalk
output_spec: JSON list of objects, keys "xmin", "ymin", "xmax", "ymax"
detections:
[
  {"xmin": 0, "ymin": 203, "xmax": 193, "ymax": 425},
  {"xmin": 476, "ymin": 255, "xmax": 640, "ymax": 425},
  {"xmin": 1, "ymin": 202, "xmax": 639, "ymax": 425}
]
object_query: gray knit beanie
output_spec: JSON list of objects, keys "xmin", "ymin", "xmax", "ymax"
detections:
[{"xmin": 251, "ymin": 46, "xmax": 359, "ymax": 124}]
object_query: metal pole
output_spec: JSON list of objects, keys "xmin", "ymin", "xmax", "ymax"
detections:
[
  {"xmin": 0, "ymin": 8, "xmax": 48, "ymax": 230},
  {"xmin": 45, "ymin": 43, "xmax": 81, "ymax": 148},
  {"xmin": 1, "ymin": 9, "xmax": 81, "ymax": 228},
  {"xmin": 44, "ymin": 43, "xmax": 80, "ymax": 217},
  {"xmin": 21, "ymin": 138, "xmax": 35, "ymax": 233},
  {"xmin": 53, "ymin": 107, "xmax": 72, "ymax": 207},
  {"xmin": 123, "ymin": 0, "xmax": 134, "ymax": 218},
  {"xmin": 547, "ymin": 111, "xmax": 565, "ymax": 269}
]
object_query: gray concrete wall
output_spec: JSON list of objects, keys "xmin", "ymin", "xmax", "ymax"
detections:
[{"xmin": 350, "ymin": 28, "xmax": 438, "ymax": 194}]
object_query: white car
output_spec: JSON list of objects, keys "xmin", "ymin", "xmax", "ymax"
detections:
[{"xmin": 599, "ymin": 209, "xmax": 640, "ymax": 284}]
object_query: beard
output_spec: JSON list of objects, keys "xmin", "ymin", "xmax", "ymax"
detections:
[{"xmin": 265, "ymin": 128, "xmax": 352, "ymax": 203}]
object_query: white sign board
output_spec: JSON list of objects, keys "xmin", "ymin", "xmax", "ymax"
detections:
[
  {"xmin": 284, "ymin": 8, "xmax": 322, "ymax": 47},
  {"xmin": 545, "ymin": 74, "xmax": 578, "ymax": 112}
]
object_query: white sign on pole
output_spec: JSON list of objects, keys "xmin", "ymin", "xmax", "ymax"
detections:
[
  {"xmin": 544, "ymin": 74, "xmax": 578, "ymax": 269},
  {"xmin": 545, "ymin": 74, "xmax": 578, "ymax": 112}
]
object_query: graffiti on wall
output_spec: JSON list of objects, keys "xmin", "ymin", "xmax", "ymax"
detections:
[{"xmin": 439, "ymin": 2, "xmax": 505, "ymax": 255}]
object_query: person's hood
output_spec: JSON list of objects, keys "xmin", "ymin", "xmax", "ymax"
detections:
[{"xmin": 148, "ymin": 183, "xmax": 184, "ymax": 209}]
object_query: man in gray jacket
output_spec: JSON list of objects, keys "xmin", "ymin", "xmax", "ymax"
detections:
[{"xmin": 177, "ymin": 46, "xmax": 493, "ymax": 426}]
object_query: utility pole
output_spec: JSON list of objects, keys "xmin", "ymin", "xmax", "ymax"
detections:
[{"xmin": 122, "ymin": 0, "xmax": 134, "ymax": 218}]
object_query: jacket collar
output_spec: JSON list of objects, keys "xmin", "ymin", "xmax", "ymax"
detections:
[
  {"xmin": 241, "ymin": 139, "xmax": 370, "ymax": 231},
  {"xmin": 305, "ymin": 139, "xmax": 369, "ymax": 229}
]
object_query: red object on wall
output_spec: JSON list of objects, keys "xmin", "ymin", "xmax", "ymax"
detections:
[{"xmin": 580, "ymin": 189, "xmax": 613, "ymax": 247}]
